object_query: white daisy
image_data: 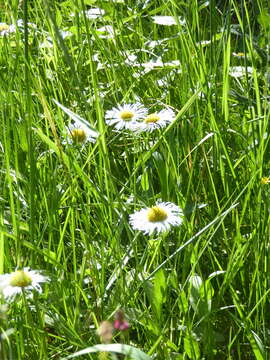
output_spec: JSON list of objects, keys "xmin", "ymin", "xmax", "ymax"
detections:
[
  {"xmin": 85, "ymin": 8, "xmax": 105, "ymax": 19},
  {"xmin": 232, "ymin": 52, "xmax": 246, "ymax": 59},
  {"xmin": 96, "ymin": 25, "xmax": 115, "ymax": 39},
  {"xmin": 0, "ymin": 23, "xmax": 16, "ymax": 36},
  {"xmin": 105, "ymin": 103, "xmax": 147, "ymax": 131},
  {"xmin": 0, "ymin": 268, "xmax": 48, "ymax": 299},
  {"xmin": 71, "ymin": 8, "xmax": 105, "ymax": 20},
  {"xmin": 136, "ymin": 108, "xmax": 175, "ymax": 132},
  {"xmin": 16, "ymin": 19, "xmax": 37, "ymax": 30},
  {"xmin": 229, "ymin": 66, "xmax": 253, "ymax": 78},
  {"xmin": 0, "ymin": 20, "xmax": 36, "ymax": 37},
  {"xmin": 129, "ymin": 202, "xmax": 183, "ymax": 235},
  {"xmin": 152, "ymin": 16, "xmax": 186, "ymax": 26},
  {"xmin": 66, "ymin": 118, "xmax": 97, "ymax": 144},
  {"xmin": 46, "ymin": 30, "xmax": 73, "ymax": 45}
]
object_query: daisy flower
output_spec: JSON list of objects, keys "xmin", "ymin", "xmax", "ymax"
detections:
[
  {"xmin": 71, "ymin": 8, "xmax": 105, "ymax": 20},
  {"xmin": 261, "ymin": 177, "xmax": 270, "ymax": 185},
  {"xmin": 232, "ymin": 52, "xmax": 246, "ymax": 58},
  {"xmin": 136, "ymin": 108, "xmax": 175, "ymax": 132},
  {"xmin": 84, "ymin": 7, "xmax": 105, "ymax": 19},
  {"xmin": 105, "ymin": 103, "xmax": 147, "ymax": 131},
  {"xmin": 229, "ymin": 66, "xmax": 253, "ymax": 78},
  {"xmin": 129, "ymin": 201, "xmax": 183, "ymax": 235},
  {"xmin": 152, "ymin": 16, "xmax": 186, "ymax": 26},
  {"xmin": 0, "ymin": 21, "xmax": 36, "ymax": 37},
  {"xmin": 0, "ymin": 268, "xmax": 48, "ymax": 299},
  {"xmin": 66, "ymin": 118, "xmax": 97, "ymax": 144},
  {"xmin": 0, "ymin": 23, "xmax": 16, "ymax": 36},
  {"xmin": 96, "ymin": 25, "xmax": 116, "ymax": 39}
]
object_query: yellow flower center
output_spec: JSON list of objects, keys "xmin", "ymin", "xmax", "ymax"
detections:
[
  {"xmin": 119, "ymin": 110, "xmax": 134, "ymax": 121},
  {"xmin": 235, "ymin": 52, "xmax": 245, "ymax": 57},
  {"xmin": 10, "ymin": 270, "xmax": 32, "ymax": 288},
  {"xmin": 0, "ymin": 24, "xmax": 10, "ymax": 32},
  {"xmin": 261, "ymin": 177, "xmax": 270, "ymax": 185},
  {"xmin": 71, "ymin": 129, "xmax": 87, "ymax": 143},
  {"xmin": 144, "ymin": 114, "xmax": 160, "ymax": 124},
  {"xmin": 147, "ymin": 206, "xmax": 168, "ymax": 222}
]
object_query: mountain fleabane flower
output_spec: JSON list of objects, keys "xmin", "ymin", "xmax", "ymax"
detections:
[
  {"xmin": 66, "ymin": 118, "xmax": 97, "ymax": 144},
  {"xmin": 136, "ymin": 109, "xmax": 175, "ymax": 132},
  {"xmin": 261, "ymin": 177, "xmax": 270, "ymax": 185},
  {"xmin": 0, "ymin": 268, "xmax": 48, "ymax": 299},
  {"xmin": 152, "ymin": 16, "xmax": 186, "ymax": 26},
  {"xmin": 105, "ymin": 103, "xmax": 147, "ymax": 131},
  {"xmin": 129, "ymin": 201, "xmax": 183, "ymax": 235},
  {"xmin": 71, "ymin": 7, "xmax": 105, "ymax": 20},
  {"xmin": 0, "ymin": 23, "xmax": 16, "ymax": 36},
  {"xmin": 229, "ymin": 66, "xmax": 253, "ymax": 78},
  {"xmin": 84, "ymin": 8, "xmax": 105, "ymax": 19}
]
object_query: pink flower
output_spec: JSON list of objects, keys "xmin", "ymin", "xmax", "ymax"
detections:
[{"xmin": 113, "ymin": 310, "xmax": 129, "ymax": 331}]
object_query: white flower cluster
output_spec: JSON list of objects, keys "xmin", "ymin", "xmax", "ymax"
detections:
[
  {"xmin": 105, "ymin": 103, "xmax": 175, "ymax": 132},
  {"xmin": 0, "ymin": 20, "xmax": 36, "ymax": 36}
]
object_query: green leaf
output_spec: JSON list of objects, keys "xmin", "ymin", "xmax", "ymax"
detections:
[
  {"xmin": 258, "ymin": 10, "xmax": 270, "ymax": 30},
  {"xmin": 61, "ymin": 343, "xmax": 152, "ymax": 360},
  {"xmin": 56, "ymin": 9, "xmax": 63, "ymax": 26},
  {"xmin": 189, "ymin": 274, "xmax": 203, "ymax": 311},
  {"xmin": 34, "ymin": 128, "xmax": 70, "ymax": 169},
  {"xmin": 141, "ymin": 170, "xmax": 149, "ymax": 191},
  {"xmin": 208, "ymin": 270, "xmax": 226, "ymax": 280},
  {"xmin": 152, "ymin": 152, "xmax": 168, "ymax": 198},
  {"xmin": 52, "ymin": 99, "xmax": 99, "ymax": 138},
  {"xmin": 16, "ymin": 123, "xmax": 28, "ymax": 152},
  {"xmin": 152, "ymin": 269, "xmax": 167, "ymax": 320},
  {"xmin": 200, "ymin": 279, "xmax": 214, "ymax": 302},
  {"xmin": 198, "ymin": 1, "xmax": 209, "ymax": 11},
  {"xmin": 34, "ymin": 128, "xmax": 60, "ymax": 154},
  {"xmin": 184, "ymin": 335, "xmax": 200, "ymax": 360},
  {"xmin": 247, "ymin": 330, "xmax": 265, "ymax": 360},
  {"xmin": 82, "ymin": 0, "xmax": 96, "ymax": 5},
  {"xmin": 189, "ymin": 274, "xmax": 211, "ymax": 316},
  {"xmin": 43, "ymin": 249, "xmax": 57, "ymax": 265},
  {"xmin": 178, "ymin": 289, "xmax": 188, "ymax": 313}
]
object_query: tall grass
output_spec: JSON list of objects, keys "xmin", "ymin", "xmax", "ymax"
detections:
[{"xmin": 0, "ymin": 0, "xmax": 270, "ymax": 359}]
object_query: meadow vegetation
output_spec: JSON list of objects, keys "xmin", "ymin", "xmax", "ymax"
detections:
[{"xmin": 0, "ymin": 0, "xmax": 270, "ymax": 359}]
